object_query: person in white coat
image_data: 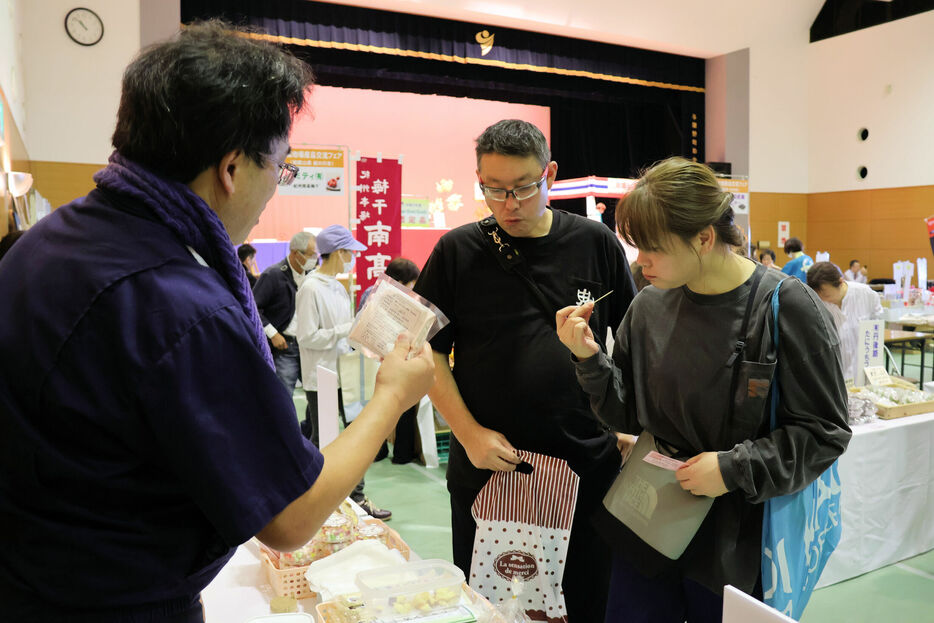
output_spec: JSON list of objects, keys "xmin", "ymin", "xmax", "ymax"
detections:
[
  {"xmin": 807, "ymin": 261, "xmax": 883, "ymax": 384},
  {"xmin": 296, "ymin": 224, "xmax": 391, "ymax": 519}
]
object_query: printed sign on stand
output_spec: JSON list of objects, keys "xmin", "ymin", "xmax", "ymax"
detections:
[
  {"xmin": 778, "ymin": 221, "xmax": 790, "ymax": 248},
  {"xmin": 354, "ymin": 157, "xmax": 402, "ymax": 305},
  {"xmin": 401, "ymin": 196, "xmax": 432, "ymax": 228},
  {"xmin": 855, "ymin": 320, "xmax": 884, "ymax": 386},
  {"xmin": 279, "ymin": 147, "xmax": 346, "ymax": 196},
  {"xmin": 718, "ymin": 178, "xmax": 749, "ymax": 215},
  {"xmin": 863, "ymin": 366, "xmax": 892, "ymax": 387}
]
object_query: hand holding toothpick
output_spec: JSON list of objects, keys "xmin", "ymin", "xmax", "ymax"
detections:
[{"xmin": 554, "ymin": 290, "xmax": 612, "ymax": 360}]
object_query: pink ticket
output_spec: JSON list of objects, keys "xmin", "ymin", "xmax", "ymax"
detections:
[{"xmin": 642, "ymin": 451, "xmax": 685, "ymax": 471}]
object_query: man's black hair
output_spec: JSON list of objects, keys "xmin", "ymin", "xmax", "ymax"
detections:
[
  {"xmin": 112, "ymin": 20, "xmax": 314, "ymax": 183},
  {"xmin": 237, "ymin": 243, "xmax": 256, "ymax": 262},
  {"xmin": 475, "ymin": 119, "xmax": 551, "ymax": 168},
  {"xmin": 783, "ymin": 237, "xmax": 804, "ymax": 254},
  {"xmin": 384, "ymin": 257, "xmax": 420, "ymax": 284}
]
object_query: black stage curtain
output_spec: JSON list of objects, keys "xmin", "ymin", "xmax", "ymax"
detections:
[{"xmin": 181, "ymin": 0, "xmax": 705, "ymax": 219}]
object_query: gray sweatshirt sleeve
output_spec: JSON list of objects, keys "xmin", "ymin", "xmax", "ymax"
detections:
[
  {"xmin": 574, "ymin": 311, "xmax": 643, "ymax": 434},
  {"xmin": 718, "ymin": 279, "xmax": 852, "ymax": 503}
]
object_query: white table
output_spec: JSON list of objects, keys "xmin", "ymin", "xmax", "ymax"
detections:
[
  {"xmin": 202, "ymin": 540, "xmax": 303, "ymax": 621},
  {"xmin": 816, "ymin": 411, "xmax": 934, "ymax": 587},
  {"xmin": 202, "ymin": 500, "xmax": 370, "ymax": 621}
]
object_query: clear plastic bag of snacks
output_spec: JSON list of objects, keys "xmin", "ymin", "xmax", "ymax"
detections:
[{"xmin": 349, "ymin": 273, "xmax": 449, "ymax": 360}]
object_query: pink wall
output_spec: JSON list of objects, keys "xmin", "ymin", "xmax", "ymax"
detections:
[{"xmin": 248, "ymin": 85, "xmax": 550, "ymax": 268}]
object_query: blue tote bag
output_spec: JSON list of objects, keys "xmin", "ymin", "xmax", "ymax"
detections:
[{"xmin": 761, "ymin": 279, "xmax": 843, "ymax": 620}]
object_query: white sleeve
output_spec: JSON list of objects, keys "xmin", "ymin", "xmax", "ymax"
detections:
[{"xmin": 296, "ymin": 283, "xmax": 351, "ymax": 350}]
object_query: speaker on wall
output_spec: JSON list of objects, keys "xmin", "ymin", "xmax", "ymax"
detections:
[{"xmin": 706, "ymin": 161, "xmax": 732, "ymax": 175}]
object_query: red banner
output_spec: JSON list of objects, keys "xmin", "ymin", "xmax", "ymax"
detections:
[{"xmin": 354, "ymin": 157, "xmax": 402, "ymax": 305}]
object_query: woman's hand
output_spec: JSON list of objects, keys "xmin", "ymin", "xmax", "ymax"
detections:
[
  {"xmin": 615, "ymin": 432, "xmax": 637, "ymax": 464},
  {"xmin": 555, "ymin": 302, "xmax": 600, "ymax": 360},
  {"xmin": 675, "ymin": 452, "xmax": 728, "ymax": 497}
]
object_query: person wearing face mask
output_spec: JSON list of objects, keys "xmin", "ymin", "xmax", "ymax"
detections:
[
  {"xmin": 254, "ymin": 231, "xmax": 318, "ymax": 403},
  {"xmin": 296, "ymin": 225, "xmax": 392, "ymax": 519}
]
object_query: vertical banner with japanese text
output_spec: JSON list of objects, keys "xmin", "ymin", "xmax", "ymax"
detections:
[{"xmin": 354, "ymin": 157, "xmax": 402, "ymax": 305}]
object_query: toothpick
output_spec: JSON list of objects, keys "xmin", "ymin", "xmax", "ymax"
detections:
[{"xmin": 590, "ymin": 290, "xmax": 614, "ymax": 305}]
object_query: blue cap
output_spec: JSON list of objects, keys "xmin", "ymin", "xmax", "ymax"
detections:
[{"xmin": 316, "ymin": 225, "xmax": 367, "ymax": 254}]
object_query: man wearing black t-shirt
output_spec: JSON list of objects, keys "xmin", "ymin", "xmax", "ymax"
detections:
[{"xmin": 414, "ymin": 119, "xmax": 638, "ymax": 621}]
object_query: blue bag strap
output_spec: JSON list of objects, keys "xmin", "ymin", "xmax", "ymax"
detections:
[{"xmin": 769, "ymin": 279, "xmax": 788, "ymax": 431}]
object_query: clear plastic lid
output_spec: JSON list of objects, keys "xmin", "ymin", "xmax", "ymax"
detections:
[
  {"xmin": 354, "ymin": 559, "xmax": 464, "ymax": 599},
  {"xmin": 356, "ymin": 524, "xmax": 386, "ymax": 539},
  {"xmin": 317, "ymin": 513, "xmax": 355, "ymax": 544}
]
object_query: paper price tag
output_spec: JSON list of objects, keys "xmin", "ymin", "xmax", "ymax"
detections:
[
  {"xmin": 863, "ymin": 366, "xmax": 893, "ymax": 386},
  {"xmin": 642, "ymin": 451, "xmax": 685, "ymax": 471}
]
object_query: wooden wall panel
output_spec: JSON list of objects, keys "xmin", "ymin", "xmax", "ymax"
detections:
[
  {"xmin": 807, "ymin": 185, "xmax": 934, "ymax": 281},
  {"xmin": 869, "ymin": 186, "xmax": 934, "ymax": 220},
  {"xmin": 29, "ymin": 161, "xmax": 105, "ymax": 212},
  {"xmin": 749, "ymin": 191, "xmax": 808, "ymax": 253},
  {"xmin": 808, "ymin": 190, "xmax": 871, "ymax": 223},
  {"xmin": 809, "ymin": 219, "xmax": 871, "ymax": 250}
]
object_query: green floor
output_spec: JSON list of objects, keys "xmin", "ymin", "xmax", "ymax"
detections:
[{"xmin": 886, "ymin": 341, "xmax": 934, "ymax": 386}]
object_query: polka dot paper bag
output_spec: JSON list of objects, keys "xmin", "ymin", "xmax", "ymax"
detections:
[{"xmin": 470, "ymin": 451, "xmax": 579, "ymax": 623}]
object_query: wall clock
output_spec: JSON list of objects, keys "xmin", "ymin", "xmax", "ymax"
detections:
[{"xmin": 65, "ymin": 8, "xmax": 104, "ymax": 46}]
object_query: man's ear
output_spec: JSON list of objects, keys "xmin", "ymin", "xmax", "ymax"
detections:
[
  {"xmin": 545, "ymin": 160, "xmax": 558, "ymax": 189},
  {"xmin": 216, "ymin": 150, "xmax": 243, "ymax": 197}
]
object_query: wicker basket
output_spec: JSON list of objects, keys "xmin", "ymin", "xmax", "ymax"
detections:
[{"xmin": 261, "ymin": 518, "xmax": 410, "ymax": 600}]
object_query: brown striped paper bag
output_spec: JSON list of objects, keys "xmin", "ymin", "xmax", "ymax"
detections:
[{"xmin": 469, "ymin": 450, "xmax": 580, "ymax": 623}]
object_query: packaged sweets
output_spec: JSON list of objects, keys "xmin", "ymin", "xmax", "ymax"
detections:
[
  {"xmin": 318, "ymin": 513, "xmax": 355, "ymax": 543},
  {"xmin": 279, "ymin": 543, "xmax": 317, "ymax": 568},
  {"xmin": 356, "ymin": 523, "xmax": 388, "ymax": 545},
  {"xmin": 311, "ymin": 512, "xmax": 356, "ymax": 558}
]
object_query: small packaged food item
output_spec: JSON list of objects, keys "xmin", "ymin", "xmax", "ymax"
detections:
[
  {"xmin": 356, "ymin": 522, "xmax": 388, "ymax": 545},
  {"xmin": 356, "ymin": 559, "xmax": 465, "ymax": 620},
  {"xmin": 279, "ymin": 542, "xmax": 317, "ymax": 568},
  {"xmin": 320, "ymin": 513, "xmax": 356, "ymax": 543},
  {"xmin": 348, "ymin": 273, "xmax": 449, "ymax": 360},
  {"xmin": 311, "ymin": 513, "xmax": 356, "ymax": 558},
  {"xmin": 269, "ymin": 595, "xmax": 298, "ymax": 613},
  {"xmin": 338, "ymin": 593, "xmax": 366, "ymax": 610}
]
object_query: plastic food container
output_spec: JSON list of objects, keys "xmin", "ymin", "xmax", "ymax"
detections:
[
  {"xmin": 355, "ymin": 523, "xmax": 387, "ymax": 545},
  {"xmin": 245, "ymin": 613, "xmax": 315, "ymax": 623},
  {"xmin": 311, "ymin": 513, "xmax": 356, "ymax": 558},
  {"xmin": 355, "ymin": 559, "xmax": 465, "ymax": 620},
  {"xmin": 280, "ymin": 542, "xmax": 317, "ymax": 568},
  {"xmin": 319, "ymin": 514, "xmax": 356, "ymax": 543}
]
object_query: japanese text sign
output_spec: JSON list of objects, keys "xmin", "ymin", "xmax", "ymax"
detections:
[
  {"xmin": 355, "ymin": 157, "xmax": 402, "ymax": 304},
  {"xmin": 279, "ymin": 147, "xmax": 346, "ymax": 196},
  {"xmin": 855, "ymin": 320, "xmax": 884, "ymax": 386}
]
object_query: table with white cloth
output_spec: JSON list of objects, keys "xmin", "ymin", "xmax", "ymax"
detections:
[
  {"xmin": 816, "ymin": 410, "xmax": 934, "ymax": 587},
  {"xmin": 202, "ymin": 540, "xmax": 282, "ymax": 621}
]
